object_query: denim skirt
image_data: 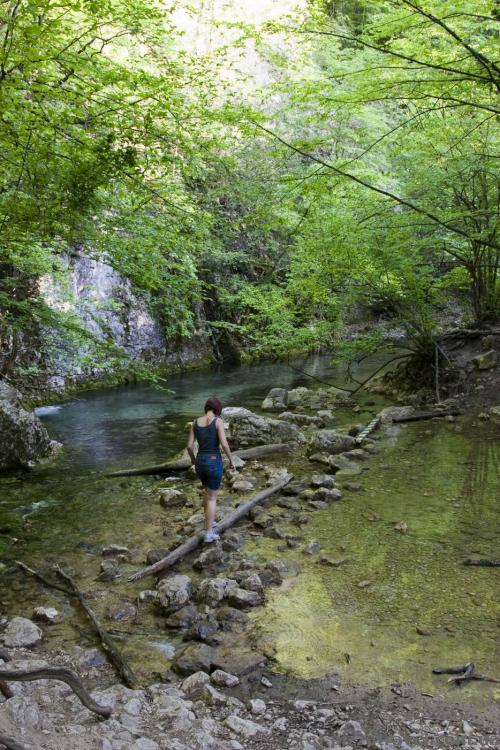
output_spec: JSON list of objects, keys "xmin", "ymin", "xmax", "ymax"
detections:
[{"xmin": 195, "ymin": 452, "xmax": 223, "ymax": 490}]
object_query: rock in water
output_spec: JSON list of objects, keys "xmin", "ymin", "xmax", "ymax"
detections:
[
  {"xmin": 158, "ymin": 489, "xmax": 186, "ymax": 508},
  {"xmin": 261, "ymin": 388, "xmax": 288, "ymax": 412},
  {"xmin": 157, "ymin": 575, "xmax": 193, "ymax": 614},
  {"xmin": 0, "ymin": 381, "xmax": 58, "ymax": 470},
  {"xmin": 309, "ymin": 430, "xmax": 355, "ymax": 456},
  {"xmin": 221, "ymin": 406, "xmax": 304, "ymax": 448},
  {"xmin": 2, "ymin": 617, "xmax": 42, "ymax": 648},
  {"xmin": 32, "ymin": 607, "xmax": 60, "ymax": 624}
]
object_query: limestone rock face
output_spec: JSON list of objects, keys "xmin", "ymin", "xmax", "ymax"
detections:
[
  {"xmin": 0, "ymin": 381, "xmax": 57, "ymax": 470},
  {"xmin": 222, "ymin": 406, "xmax": 304, "ymax": 448},
  {"xmin": 309, "ymin": 429, "xmax": 355, "ymax": 456},
  {"xmin": 1, "ymin": 617, "xmax": 42, "ymax": 648}
]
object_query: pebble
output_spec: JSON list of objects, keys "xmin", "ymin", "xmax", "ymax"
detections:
[{"xmin": 261, "ymin": 676, "xmax": 273, "ymax": 688}]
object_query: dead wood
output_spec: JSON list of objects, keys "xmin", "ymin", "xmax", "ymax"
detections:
[
  {"xmin": 0, "ymin": 667, "xmax": 112, "ymax": 718},
  {"xmin": 433, "ymin": 662, "xmax": 500, "ymax": 685},
  {"xmin": 392, "ymin": 409, "xmax": 461, "ymax": 423},
  {"xmin": 14, "ymin": 560, "xmax": 138, "ymax": 689},
  {"xmin": 106, "ymin": 442, "xmax": 296, "ymax": 477},
  {"xmin": 128, "ymin": 474, "xmax": 293, "ymax": 582},
  {"xmin": 54, "ymin": 566, "xmax": 138, "ymax": 689},
  {"xmin": 14, "ymin": 560, "xmax": 72, "ymax": 595},
  {"xmin": 463, "ymin": 559, "xmax": 500, "ymax": 567}
]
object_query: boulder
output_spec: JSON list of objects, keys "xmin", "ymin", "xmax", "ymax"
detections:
[
  {"xmin": 312, "ymin": 487, "xmax": 342, "ymax": 503},
  {"xmin": 287, "ymin": 386, "xmax": 310, "ymax": 407},
  {"xmin": 165, "ymin": 604, "xmax": 200, "ymax": 630},
  {"xmin": 328, "ymin": 453, "xmax": 362, "ymax": 475},
  {"xmin": 309, "ymin": 430, "xmax": 355, "ymax": 456},
  {"xmin": 172, "ymin": 643, "xmax": 214, "ymax": 676},
  {"xmin": 157, "ymin": 575, "xmax": 193, "ymax": 615},
  {"xmin": 211, "ymin": 669, "xmax": 240, "ymax": 687},
  {"xmin": 196, "ymin": 577, "xmax": 239, "ymax": 607},
  {"xmin": 232, "ymin": 480, "xmax": 254, "ymax": 492},
  {"xmin": 216, "ymin": 606, "xmax": 249, "ymax": 626},
  {"xmin": 193, "ymin": 546, "xmax": 225, "ymax": 570},
  {"xmin": 158, "ymin": 489, "xmax": 186, "ymax": 509},
  {"xmin": 261, "ymin": 388, "xmax": 288, "ymax": 412},
  {"xmin": 0, "ymin": 381, "xmax": 58, "ymax": 470},
  {"xmin": 221, "ymin": 407, "xmax": 304, "ymax": 448},
  {"xmin": 181, "ymin": 670, "xmax": 210, "ymax": 697},
  {"xmin": 472, "ymin": 349, "xmax": 498, "ymax": 370},
  {"xmin": 311, "ymin": 474, "xmax": 336, "ymax": 488},
  {"xmin": 2, "ymin": 617, "xmax": 42, "ymax": 648},
  {"xmin": 146, "ymin": 548, "xmax": 169, "ymax": 566},
  {"xmin": 202, "ymin": 683, "xmax": 227, "ymax": 706},
  {"xmin": 227, "ymin": 588, "xmax": 262, "ymax": 608},
  {"xmin": 239, "ymin": 572, "xmax": 264, "ymax": 594}
]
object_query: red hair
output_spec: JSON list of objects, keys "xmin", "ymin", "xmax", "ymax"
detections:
[{"xmin": 204, "ymin": 396, "xmax": 222, "ymax": 416}]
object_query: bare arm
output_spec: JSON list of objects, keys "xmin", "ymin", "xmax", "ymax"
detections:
[
  {"xmin": 187, "ymin": 424, "xmax": 196, "ymax": 465},
  {"xmin": 217, "ymin": 419, "xmax": 235, "ymax": 470}
]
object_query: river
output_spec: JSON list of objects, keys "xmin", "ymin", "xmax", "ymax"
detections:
[{"xmin": 0, "ymin": 354, "xmax": 498, "ymax": 706}]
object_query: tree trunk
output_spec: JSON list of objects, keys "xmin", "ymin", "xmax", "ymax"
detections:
[{"xmin": 128, "ymin": 474, "xmax": 293, "ymax": 582}]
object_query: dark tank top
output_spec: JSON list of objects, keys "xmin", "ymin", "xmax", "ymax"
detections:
[{"xmin": 194, "ymin": 417, "xmax": 220, "ymax": 455}]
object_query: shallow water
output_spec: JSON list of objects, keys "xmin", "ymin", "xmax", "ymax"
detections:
[
  {"xmin": 250, "ymin": 419, "xmax": 500, "ymax": 704},
  {"xmin": 0, "ymin": 354, "xmax": 498, "ymax": 706}
]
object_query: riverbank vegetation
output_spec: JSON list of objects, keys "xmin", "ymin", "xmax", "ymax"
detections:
[{"xmin": 0, "ymin": 0, "xmax": 498, "ymax": 388}]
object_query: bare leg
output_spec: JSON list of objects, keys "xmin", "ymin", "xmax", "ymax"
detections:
[{"xmin": 204, "ymin": 488, "xmax": 218, "ymax": 532}]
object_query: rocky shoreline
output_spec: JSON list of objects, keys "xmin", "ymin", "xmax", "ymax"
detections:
[
  {"xmin": 1, "ymin": 381, "xmax": 499, "ymax": 749},
  {"xmin": 1, "ymin": 635, "xmax": 499, "ymax": 750}
]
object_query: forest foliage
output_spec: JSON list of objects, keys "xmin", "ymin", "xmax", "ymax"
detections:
[{"xmin": 0, "ymin": 0, "xmax": 498, "ymax": 381}]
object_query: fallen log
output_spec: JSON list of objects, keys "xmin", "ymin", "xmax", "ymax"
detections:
[
  {"xmin": 15, "ymin": 560, "xmax": 138, "ymax": 690},
  {"xmin": 392, "ymin": 409, "xmax": 461, "ymax": 423},
  {"xmin": 433, "ymin": 662, "xmax": 500, "ymax": 685},
  {"xmin": 463, "ymin": 559, "xmax": 500, "ymax": 567},
  {"xmin": 0, "ymin": 667, "xmax": 112, "ymax": 718},
  {"xmin": 107, "ymin": 442, "xmax": 296, "ymax": 477},
  {"xmin": 14, "ymin": 560, "xmax": 73, "ymax": 595},
  {"xmin": 54, "ymin": 566, "xmax": 139, "ymax": 689},
  {"xmin": 128, "ymin": 474, "xmax": 293, "ymax": 582}
]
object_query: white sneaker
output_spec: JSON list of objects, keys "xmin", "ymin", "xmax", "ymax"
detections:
[{"xmin": 204, "ymin": 530, "xmax": 220, "ymax": 543}]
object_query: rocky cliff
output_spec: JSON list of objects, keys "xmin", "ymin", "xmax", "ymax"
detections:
[{"xmin": 15, "ymin": 251, "xmax": 213, "ymax": 395}]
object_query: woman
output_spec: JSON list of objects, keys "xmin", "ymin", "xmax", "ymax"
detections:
[{"xmin": 187, "ymin": 396, "xmax": 235, "ymax": 543}]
